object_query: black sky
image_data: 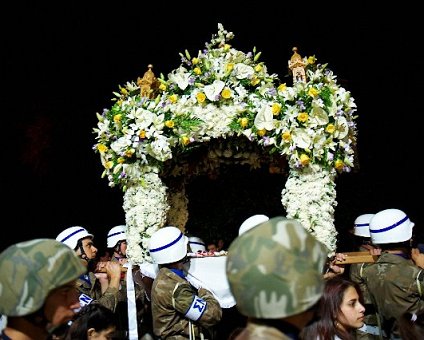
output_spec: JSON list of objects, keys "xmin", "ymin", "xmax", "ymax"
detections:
[{"xmin": 2, "ymin": 2, "xmax": 422, "ymax": 251}]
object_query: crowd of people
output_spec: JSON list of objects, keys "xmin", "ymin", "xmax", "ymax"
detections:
[{"xmin": 0, "ymin": 207, "xmax": 422, "ymax": 340}]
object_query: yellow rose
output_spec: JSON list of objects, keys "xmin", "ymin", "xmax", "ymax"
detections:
[
  {"xmin": 308, "ymin": 87, "xmax": 319, "ymax": 97},
  {"xmin": 125, "ymin": 149, "xmax": 134, "ymax": 157},
  {"xmin": 240, "ymin": 117, "xmax": 249, "ymax": 128},
  {"xmin": 196, "ymin": 92, "xmax": 206, "ymax": 103},
  {"xmin": 251, "ymin": 77, "xmax": 260, "ymax": 86},
  {"xmin": 165, "ymin": 120, "xmax": 175, "ymax": 128},
  {"xmin": 181, "ymin": 136, "xmax": 190, "ymax": 146},
  {"xmin": 97, "ymin": 144, "xmax": 108, "ymax": 153},
  {"xmin": 307, "ymin": 56, "xmax": 316, "ymax": 65},
  {"xmin": 334, "ymin": 159, "xmax": 344, "ymax": 171},
  {"xmin": 194, "ymin": 67, "xmax": 202, "ymax": 75},
  {"xmin": 226, "ymin": 63, "xmax": 234, "ymax": 72},
  {"xmin": 257, "ymin": 128, "xmax": 266, "ymax": 136},
  {"xmin": 159, "ymin": 83, "xmax": 167, "ymax": 91},
  {"xmin": 282, "ymin": 131, "xmax": 291, "ymax": 142},
  {"xmin": 278, "ymin": 83, "xmax": 287, "ymax": 92},
  {"xmin": 300, "ymin": 154, "xmax": 310, "ymax": 166},
  {"xmin": 326, "ymin": 124, "xmax": 336, "ymax": 134},
  {"xmin": 113, "ymin": 114, "xmax": 122, "ymax": 123},
  {"xmin": 169, "ymin": 94, "xmax": 178, "ymax": 103},
  {"xmin": 297, "ymin": 112, "xmax": 309, "ymax": 123},
  {"xmin": 221, "ymin": 88, "xmax": 232, "ymax": 99},
  {"xmin": 272, "ymin": 103, "xmax": 281, "ymax": 115},
  {"xmin": 192, "ymin": 57, "xmax": 199, "ymax": 65}
]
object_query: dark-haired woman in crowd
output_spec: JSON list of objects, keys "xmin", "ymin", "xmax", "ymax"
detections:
[
  {"xmin": 64, "ymin": 303, "xmax": 117, "ymax": 340},
  {"xmin": 301, "ymin": 276, "xmax": 365, "ymax": 340}
]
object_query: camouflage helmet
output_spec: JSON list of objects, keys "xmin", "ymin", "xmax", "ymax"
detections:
[
  {"xmin": 0, "ymin": 238, "xmax": 86, "ymax": 316},
  {"xmin": 226, "ymin": 216, "xmax": 328, "ymax": 319}
]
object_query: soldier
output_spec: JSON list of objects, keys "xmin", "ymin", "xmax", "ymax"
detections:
[
  {"xmin": 359, "ymin": 208, "xmax": 423, "ymax": 339},
  {"xmin": 226, "ymin": 216, "xmax": 328, "ymax": 339},
  {"xmin": 0, "ymin": 238, "xmax": 86, "ymax": 340},
  {"xmin": 188, "ymin": 236, "xmax": 206, "ymax": 253},
  {"xmin": 349, "ymin": 213, "xmax": 383, "ymax": 339},
  {"xmin": 148, "ymin": 226, "xmax": 222, "ymax": 339},
  {"xmin": 106, "ymin": 225, "xmax": 153, "ymax": 339},
  {"xmin": 56, "ymin": 226, "xmax": 121, "ymax": 312}
]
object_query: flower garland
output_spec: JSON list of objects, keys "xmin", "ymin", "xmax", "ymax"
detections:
[
  {"xmin": 282, "ymin": 164, "xmax": 338, "ymax": 254},
  {"xmin": 93, "ymin": 23, "xmax": 358, "ymax": 260}
]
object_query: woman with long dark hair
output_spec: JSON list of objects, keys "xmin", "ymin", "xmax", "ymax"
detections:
[{"xmin": 301, "ymin": 276, "xmax": 365, "ymax": 340}]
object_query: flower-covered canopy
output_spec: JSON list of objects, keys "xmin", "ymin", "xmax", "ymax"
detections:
[{"xmin": 93, "ymin": 24, "xmax": 358, "ymax": 263}]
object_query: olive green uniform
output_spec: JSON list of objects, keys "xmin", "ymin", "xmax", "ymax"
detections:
[
  {"xmin": 361, "ymin": 252, "xmax": 424, "ymax": 338},
  {"xmin": 151, "ymin": 267, "xmax": 222, "ymax": 339}
]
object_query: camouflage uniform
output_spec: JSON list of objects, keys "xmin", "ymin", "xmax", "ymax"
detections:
[
  {"xmin": 76, "ymin": 271, "xmax": 119, "ymax": 312},
  {"xmin": 110, "ymin": 258, "xmax": 152, "ymax": 339},
  {"xmin": 361, "ymin": 252, "xmax": 424, "ymax": 339},
  {"xmin": 226, "ymin": 216, "xmax": 328, "ymax": 339},
  {"xmin": 349, "ymin": 246, "xmax": 381, "ymax": 340},
  {"xmin": 151, "ymin": 267, "xmax": 222, "ymax": 339}
]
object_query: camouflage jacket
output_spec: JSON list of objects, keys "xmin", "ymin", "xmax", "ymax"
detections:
[
  {"xmin": 110, "ymin": 258, "xmax": 150, "ymax": 337},
  {"xmin": 361, "ymin": 252, "xmax": 424, "ymax": 337},
  {"xmin": 76, "ymin": 271, "xmax": 119, "ymax": 311},
  {"xmin": 151, "ymin": 267, "xmax": 222, "ymax": 339}
]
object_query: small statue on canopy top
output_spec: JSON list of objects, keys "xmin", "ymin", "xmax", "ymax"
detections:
[
  {"xmin": 137, "ymin": 64, "xmax": 159, "ymax": 98},
  {"xmin": 288, "ymin": 47, "xmax": 307, "ymax": 83}
]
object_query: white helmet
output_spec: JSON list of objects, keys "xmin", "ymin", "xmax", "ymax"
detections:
[
  {"xmin": 369, "ymin": 208, "xmax": 414, "ymax": 244},
  {"xmin": 239, "ymin": 214, "xmax": 269, "ymax": 235},
  {"xmin": 56, "ymin": 226, "xmax": 93, "ymax": 250},
  {"xmin": 188, "ymin": 236, "xmax": 206, "ymax": 253},
  {"xmin": 353, "ymin": 214, "xmax": 374, "ymax": 237},
  {"xmin": 107, "ymin": 225, "xmax": 127, "ymax": 248},
  {"xmin": 148, "ymin": 226, "xmax": 188, "ymax": 264}
]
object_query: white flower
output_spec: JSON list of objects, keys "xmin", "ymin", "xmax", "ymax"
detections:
[
  {"xmin": 233, "ymin": 63, "xmax": 254, "ymax": 79},
  {"xmin": 254, "ymin": 104, "xmax": 274, "ymax": 131},
  {"xmin": 204, "ymin": 80, "xmax": 225, "ymax": 101}
]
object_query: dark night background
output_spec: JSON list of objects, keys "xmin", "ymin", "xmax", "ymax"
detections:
[{"xmin": 2, "ymin": 2, "xmax": 422, "ymax": 252}]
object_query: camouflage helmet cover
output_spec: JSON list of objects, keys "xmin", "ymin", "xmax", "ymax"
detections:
[
  {"xmin": 0, "ymin": 238, "xmax": 86, "ymax": 316},
  {"xmin": 226, "ymin": 216, "xmax": 328, "ymax": 319}
]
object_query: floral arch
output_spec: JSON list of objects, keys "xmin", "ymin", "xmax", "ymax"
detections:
[{"xmin": 93, "ymin": 24, "xmax": 358, "ymax": 263}]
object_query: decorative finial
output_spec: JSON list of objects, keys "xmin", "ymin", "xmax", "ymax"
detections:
[
  {"xmin": 137, "ymin": 64, "xmax": 158, "ymax": 98},
  {"xmin": 288, "ymin": 47, "xmax": 307, "ymax": 83}
]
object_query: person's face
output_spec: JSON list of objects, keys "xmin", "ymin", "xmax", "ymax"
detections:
[
  {"xmin": 44, "ymin": 280, "xmax": 80, "ymax": 327},
  {"xmin": 118, "ymin": 240, "xmax": 127, "ymax": 256},
  {"xmin": 81, "ymin": 238, "xmax": 98, "ymax": 259},
  {"xmin": 207, "ymin": 244, "xmax": 217, "ymax": 252},
  {"xmin": 337, "ymin": 286, "xmax": 365, "ymax": 331},
  {"xmin": 87, "ymin": 325, "xmax": 116, "ymax": 339}
]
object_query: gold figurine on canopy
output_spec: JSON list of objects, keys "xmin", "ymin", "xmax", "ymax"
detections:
[
  {"xmin": 288, "ymin": 47, "xmax": 306, "ymax": 83},
  {"xmin": 137, "ymin": 64, "xmax": 159, "ymax": 98}
]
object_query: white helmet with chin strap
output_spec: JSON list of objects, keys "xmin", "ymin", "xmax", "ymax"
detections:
[
  {"xmin": 188, "ymin": 236, "xmax": 206, "ymax": 253},
  {"xmin": 107, "ymin": 225, "xmax": 127, "ymax": 248},
  {"xmin": 56, "ymin": 226, "xmax": 93, "ymax": 250},
  {"xmin": 353, "ymin": 214, "xmax": 374, "ymax": 237},
  {"xmin": 369, "ymin": 208, "xmax": 415, "ymax": 244},
  {"xmin": 148, "ymin": 226, "xmax": 188, "ymax": 264}
]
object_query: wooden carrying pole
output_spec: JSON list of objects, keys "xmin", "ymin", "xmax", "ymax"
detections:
[{"xmin": 334, "ymin": 251, "xmax": 378, "ymax": 264}]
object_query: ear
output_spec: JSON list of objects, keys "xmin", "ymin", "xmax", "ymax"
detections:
[{"xmin": 87, "ymin": 328, "xmax": 96, "ymax": 336}]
